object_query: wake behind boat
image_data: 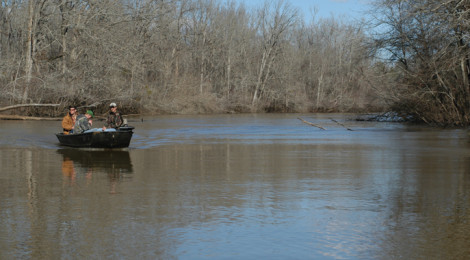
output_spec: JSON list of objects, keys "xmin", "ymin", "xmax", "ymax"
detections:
[{"xmin": 56, "ymin": 126, "xmax": 134, "ymax": 148}]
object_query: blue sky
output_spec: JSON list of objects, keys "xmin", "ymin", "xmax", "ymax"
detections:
[{"xmin": 236, "ymin": 0, "xmax": 371, "ymax": 21}]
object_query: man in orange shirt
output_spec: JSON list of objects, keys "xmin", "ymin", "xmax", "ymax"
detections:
[{"xmin": 62, "ymin": 105, "xmax": 77, "ymax": 134}]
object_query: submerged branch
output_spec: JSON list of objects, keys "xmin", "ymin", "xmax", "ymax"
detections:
[
  {"xmin": 297, "ymin": 117, "xmax": 326, "ymax": 130},
  {"xmin": 330, "ymin": 118, "xmax": 353, "ymax": 131}
]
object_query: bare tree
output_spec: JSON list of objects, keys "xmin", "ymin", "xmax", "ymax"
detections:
[
  {"xmin": 0, "ymin": 0, "xmax": 382, "ymax": 116},
  {"xmin": 372, "ymin": 0, "xmax": 470, "ymax": 125},
  {"xmin": 251, "ymin": 0, "xmax": 298, "ymax": 109}
]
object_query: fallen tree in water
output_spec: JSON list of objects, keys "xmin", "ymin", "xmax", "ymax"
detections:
[
  {"xmin": 0, "ymin": 103, "xmax": 60, "ymax": 112},
  {"xmin": 355, "ymin": 112, "xmax": 412, "ymax": 123},
  {"xmin": 0, "ymin": 115, "xmax": 61, "ymax": 120},
  {"xmin": 297, "ymin": 117, "xmax": 326, "ymax": 130},
  {"xmin": 0, "ymin": 103, "xmax": 61, "ymax": 120}
]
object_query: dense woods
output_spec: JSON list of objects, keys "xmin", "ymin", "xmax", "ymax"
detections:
[
  {"xmin": 371, "ymin": 0, "xmax": 470, "ymax": 126},
  {"xmin": 0, "ymin": 0, "xmax": 469, "ymax": 126}
]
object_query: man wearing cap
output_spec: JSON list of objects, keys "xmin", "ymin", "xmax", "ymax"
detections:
[
  {"xmin": 62, "ymin": 105, "xmax": 77, "ymax": 134},
  {"xmin": 103, "ymin": 102, "xmax": 123, "ymax": 131},
  {"xmin": 74, "ymin": 110, "xmax": 94, "ymax": 134}
]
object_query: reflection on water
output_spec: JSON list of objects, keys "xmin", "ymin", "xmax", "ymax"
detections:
[
  {"xmin": 58, "ymin": 149, "xmax": 133, "ymax": 193},
  {"xmin": 1, "ymin": 115, "xmax": 470, "ymax": 259}
]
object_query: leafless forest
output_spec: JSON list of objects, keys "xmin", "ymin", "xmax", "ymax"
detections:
[{"xmin": 0, "ymin": 0, "xmax": 469, "ymax": 126}]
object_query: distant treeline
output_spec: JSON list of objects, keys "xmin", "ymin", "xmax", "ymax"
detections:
[{"xmin": 0, "ymin": 0, "xmax": 469, "ymax": 126}]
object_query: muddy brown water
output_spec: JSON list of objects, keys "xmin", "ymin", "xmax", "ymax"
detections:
[{"xmin": 1, "ymin": 114, "xmax": 470, "ymax": 259}]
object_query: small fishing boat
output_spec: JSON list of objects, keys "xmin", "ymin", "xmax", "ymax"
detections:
[{"xmin": 56, "ymin": 126, "xmax": 134, "ymax": 148}]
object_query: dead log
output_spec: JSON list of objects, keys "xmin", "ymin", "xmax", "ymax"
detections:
[
  {"xmin": 0, "ymin": 103, "xmax": 60, "ymax": 112},
  {"xmin": 0, "ymin": 115, "xmax": 61, "ymax": 120},
  {"xmin": 297, "ymin": 117, "xmax": 326, "ymax": 130},
  {"xmin": 330, "ymin": 118, "xmax": 353, "ymax": 131},
  {"xmin": 0, "ymin": 103, "xmax": 62, "ymax": 120}
]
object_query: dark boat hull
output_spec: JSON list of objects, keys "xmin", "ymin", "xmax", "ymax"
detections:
[{"xmin": 56, "ymin": 127, "xmax": 134, "ymax": 148}]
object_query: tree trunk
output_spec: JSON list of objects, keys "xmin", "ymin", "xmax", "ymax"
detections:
[
  {"xmin": 61, "ymin": 0, "xmax": 69, "ymax": 75},
  {"xmin": 316, "ymin": 69, "xmax": 324, "ymax": 109},
  {"xmin": 24, "ymin": 0, "xmax": 35, "ymax": 102},
  {"xmin": 461, "ymin": 57, "xmax": 470, "ymax": 95},
  {"xmin": 200, "ymin": 31, "xmax": 206, "ymax": 94},
  {"xmin": 226, "ymin": 50, "xmax": 232, "ymax": 99},
  {"xmin": 252, "ymin": 48, "xmax": 271, "ymax": 107}
]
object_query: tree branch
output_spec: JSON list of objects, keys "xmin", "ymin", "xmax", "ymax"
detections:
[{"xmin": 297, "ymin": 117, "xmax": 326, "ymax": 130}]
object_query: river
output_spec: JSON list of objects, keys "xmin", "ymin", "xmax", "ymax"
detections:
[{"xmin": 1, "ymin": 113, "xmax": 469, "ymax": 259}]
